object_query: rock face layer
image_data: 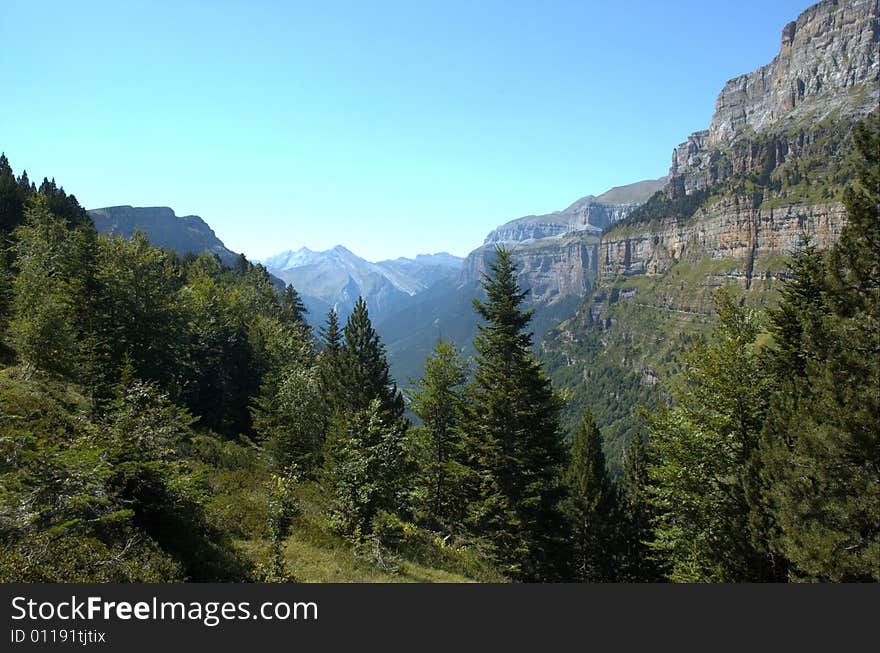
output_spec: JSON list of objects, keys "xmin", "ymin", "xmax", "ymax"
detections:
[
  {"xmin": 670, "ymin": 0, "xmax": 878, "ymax": 196},
  {"xmin": 538, "ymin": 0, "xmax": 878, "ymax": 470},
  {"xmin": 600, "ymin": 200, "xmax": 847, "ymax": 285},
  {"xmin": 462, "ymin": 178, "xmax": 666, "ymax": 305},
  {"xmin": 605, "ymin": 0, "xmax": 877, "ymax": 282}
]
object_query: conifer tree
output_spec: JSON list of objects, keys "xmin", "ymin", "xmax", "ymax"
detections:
[
  {"xmin": 232, "ymin": 252, "xmax": 250, "ymax": 276},
  {"xmin": 322, "ymin": 299, "xmax": 409, "ymax": 538},
  {"xmin": 279, "ymin": 284, "xmax": 308, "ymax": 328},
  {"xmin": 464, "ymin": 247, "xmax": 567, "ymax": 581},
  {"xmin": 8, "ymin": 196, "xmax": 94, "ymax": 379},
  {"xmin": 339, "ymin": 297, "xmax": 404, "ymax": 420},
  {"xmin": 646, "ymin": 289, "xmax": 773, "ymax": 582},
  {"xmin": 617, "ymin": 432, "xmax": 659, "ymax": 581},
  {"xmin": 561, "ymin": 409, "xmax": 614, "ymax": 582},
  {"xmin": 324, "ymin": 399, "xmax": 408, "ymax": 538},
  {"xmin": 758, "ymin": 118, "xmax": 879, "ymax": 581},
  {"xmin": 317, "ymin": 308, "xmax": 345, "ymax": 420},
  {"xmin": 0, "ymin": 153, "xmax": 25, "ymax": 235},
  {"xmin": 409, "ymin": 338, "xmax": 471, "ymax": 532}
]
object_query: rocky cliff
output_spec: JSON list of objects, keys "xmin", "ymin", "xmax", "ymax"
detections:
[
  {"xmin": 669, "ymin": 0, "xmax": 878, "ymax": 197},
  {"xmin": 604, "ymin": 0, "xmax": 877, "ymax": 282},
  {"xmin": 541, "ymin": 0, "xmax": 878, "ymax": 470},
  {"xmin": 601, "ymin": 200, "xmax": 847, "ymax": 287},
  {"xmin": 462, "ymin": 178, "xmax": 665, "ymax": 304}
]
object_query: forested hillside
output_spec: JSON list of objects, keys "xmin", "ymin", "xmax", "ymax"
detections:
[
  {"xmin": 1, "ymin": 111, "xmax": 876, "ymax": 581},
  {"xmin": 541, "ymin": 0, "xmax": 877, "ymax": 472}
]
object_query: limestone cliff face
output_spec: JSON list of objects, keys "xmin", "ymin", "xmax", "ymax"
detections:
[
  {"xmin": 462, "ymin": 178, "xmax": 664, "ymax": 304},
  {"xmin": 89, "ymin": 205, "xmax": 239, "ymax": 264},
  {"xmin": 599, "ymin": 200, "xmax": 847, "ymax": 286},
  {"xmin": 603, "ymin": 0, "xmax": 875, "ymax": 282},
  {"xmin": 483, "ymin": 200, "xmax": 643, "ymax": 245},
  {"xmin": 463, "ymin": 236, "xmax": 601, "ymax": 304},
  {"xmin": 669, "ymin": 0, "xmax": 878, "ymax": 196}
]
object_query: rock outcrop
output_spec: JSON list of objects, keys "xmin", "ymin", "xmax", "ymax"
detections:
[
  {"xmin": 669, "ymin": 0, "xmax": 878, "ymax": 196},
  {"xmin": 604, "ymin": 0, "xmax": 877, "ymax": 283}
]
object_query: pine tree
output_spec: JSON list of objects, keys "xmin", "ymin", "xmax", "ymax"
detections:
[
  {"xmin": 561, "ymin": 409, "xmax": 614, "ymax": 582},
  {"xmin": 409, "ymin": 338, "xmax": 471, "ymax": 532},
  {"xmin": 464, "ymin": 247, "xmax": 567, "ymax": 581}
]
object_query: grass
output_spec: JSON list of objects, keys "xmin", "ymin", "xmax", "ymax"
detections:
[
  {"xmin": 234, "ymin": 480, "xmax": 502, "ymax": 583},
  {"xmin": 240, "ymin": 536, "xmax": 477, "ymax": 583}
]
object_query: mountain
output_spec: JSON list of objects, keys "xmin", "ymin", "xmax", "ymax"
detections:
[
  {"xmin": 461, "ymin": 177, "xmax": 666, "ymax": 304},
  {"xmin": 89, "ymin": 206, "xmax": 240, "ymax": 264},
  {"xmin": 541, "ymin": 0, "xmax": 878, "ymax": 471},
  {"xmin": 481, "ymin": 178, "xmax": 667, "ymax": 246},
  {"xmin": 88, "ymin": 205, "xmax": 288, "ymax": 291},
  {"xmin": 261, "ymin": 246, "xmax": 463, "ymax": 324},
  {"xmin": 381, "ymin": 178, "xmax": 663, "ymax": 384}
]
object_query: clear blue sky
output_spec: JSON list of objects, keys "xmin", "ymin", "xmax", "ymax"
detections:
[{"xmin": 2, "ymin": 0, "xmax": 811, "ymax": 262}]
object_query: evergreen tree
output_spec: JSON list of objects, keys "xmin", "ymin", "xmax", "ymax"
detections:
[
  {"xmin": 322, "ymin": 299, "xmax": 409, "ymax": 538},
  {"xmin": 7, "ymin": 196, "xmax": 94, "ymax": 379},
  {"xmin": 646, "ymin": 289, "xmax": 773, "ymax": 582},
  {"xmin": 0, "ymin": 153, "xmax": 25, "ymax": 235},
  {"xmin": 758, "ymin": 118, "xmax": 879, "ymax": 581},
  {"xmin": 339, "ymin": 297, "xmax": 404, "ymax": 420},
  {"xmin": 88, "ymin": 231, "xmax": 185, "ymax": 408},
  {"xmin": 561, "ymin": 409, "xmax": 614, "ymax": 582},
  {"xmin": 617, "ymin": 432, "xmax": 659, "ymax": 581},
  {"xmin": 324, "ymin": 399, "xmax": 408, "ymax": 538},
  {"xmin": 464, "ymin": 247, "xmax": 567, "ymax": 581},
  {"xmin": 232, "ymin": 252, "xmax": 250, "ymax": 276},
  {"xmin": 408, "ymin": 338, "xmax": 471, "ymax": 532},
  {"xmin": 317, "ymin": 308, "xmax": 345, "ymax": 420},
  {"xmin": 177, "ymin": 266, "xmax": 256, "ymax": 436},
  {"xmin": 250, "ymin": 317, "xmax": 323, "ymax": 472},
  {"xmin": 279, "ymin": 284, "xmax": 308, "ymax": 328}
]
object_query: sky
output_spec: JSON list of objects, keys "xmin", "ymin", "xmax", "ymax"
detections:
[{"xmin": 2, "ymin": 0, "xmax": 813, "ymax": 262}]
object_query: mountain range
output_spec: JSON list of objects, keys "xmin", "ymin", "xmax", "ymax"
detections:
[
  {"xmin": 258, "ymin": 247, "xmax": 462, "ymax": 323},
  {"xmin": 84, "ymin": 0, "xmax": 877, "ymax": 470}
]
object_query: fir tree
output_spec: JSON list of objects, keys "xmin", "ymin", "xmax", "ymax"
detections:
[
  {"xmin": 464, "ymin": 247, "xmax": 567, "ymax": 581},
  {"xmin": 561, "ymin": 408, "xmax": 614, "ymax": 582},
  {"xmin": 324, "ymin": 399, "xmax": 408, "ymax": 538},
  {"xmin": 279, "ymin": 284, "xmax": 308, "ymax": 328},
  {"xmin": 339, "ymin": 297, "xmax": 404, "ymax": 420},
  {"xmin": 617, "ymin": 432, "xmax": 659, "ymax": 581},
  {"xmin": 408, "ymin": 338, "xmax": 471, "ymax": 532}
]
